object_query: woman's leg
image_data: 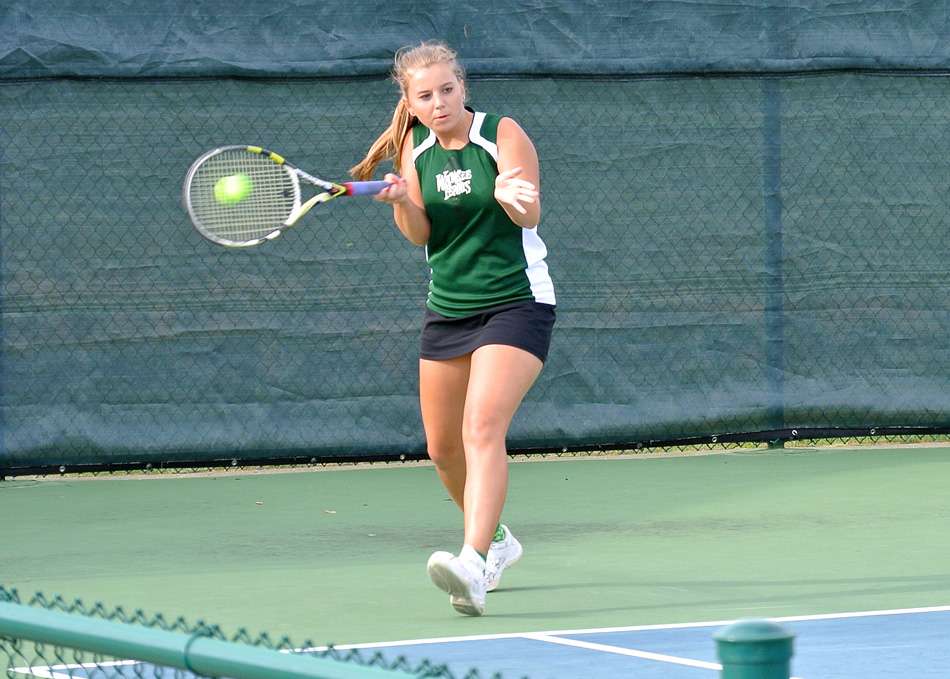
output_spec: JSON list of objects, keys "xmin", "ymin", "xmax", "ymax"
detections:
[
  {"xmin": 419, "ymin": 344, "xmax": 543, "ymax": 553},
  {"xmin": 422, "ymin": 344, "xmax": 543, "ymax": 616},
  {"xmin": 460, "ymin": 344, "xmax": 543, "ymax": 555},
  {"xmin": 419, "ymin": 355, "xmax": 471, "ymax": 509}
]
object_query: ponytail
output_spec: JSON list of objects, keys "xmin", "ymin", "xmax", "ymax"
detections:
[{"xmin": 349, "ymin": 98, "xmax": 416, "ymax": 181}]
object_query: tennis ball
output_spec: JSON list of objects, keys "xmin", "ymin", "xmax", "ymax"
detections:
[{"xmin": 214, "ymin": 173, "xmax": 253, "ymax": 204}]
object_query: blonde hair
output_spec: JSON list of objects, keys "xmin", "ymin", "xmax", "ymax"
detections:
[{"xmin": 350, "ymin": 41, "xmax": 466, "ymax": 180}]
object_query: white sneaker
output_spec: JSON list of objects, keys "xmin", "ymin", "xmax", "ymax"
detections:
[
  {"xmin": 427, "ymin": 550, "xmax": 487, "ymax": 616},
  {"xmin": 486, "ymin": 525, "xmax": 523, "ymax": 592}
]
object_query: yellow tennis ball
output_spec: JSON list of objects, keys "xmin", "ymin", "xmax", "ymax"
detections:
[{"xmin": 214, "ymin": 173, "xmax": 253, "ymax": 204}]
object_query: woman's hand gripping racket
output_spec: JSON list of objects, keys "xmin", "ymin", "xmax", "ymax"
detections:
[{"xmin": 183, "ymin": 145, "xmax": 388, "ymax": 247}]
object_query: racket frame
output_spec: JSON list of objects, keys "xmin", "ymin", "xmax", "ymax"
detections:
[{"xmin": 183, "ymin": 145, "xmax": 386, "ymax": 248}]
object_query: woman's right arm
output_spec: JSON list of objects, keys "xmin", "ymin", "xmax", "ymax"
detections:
[{"xmin": 377, "ymin": 134, "xmax": 430, "ymax": 246}]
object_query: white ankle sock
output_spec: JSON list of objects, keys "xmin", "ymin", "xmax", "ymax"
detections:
[{"xmin": 459, "ymin": 544, "xmax": 486, "ymax": 571}]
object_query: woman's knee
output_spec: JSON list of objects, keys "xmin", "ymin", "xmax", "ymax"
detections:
[
  {"xmin": 461, "ymin": 410, "xmax": 507, "ymax": 453},
  {"xmin": 427, "ymin": 440, "xmax": 465, "ymax": 469}
]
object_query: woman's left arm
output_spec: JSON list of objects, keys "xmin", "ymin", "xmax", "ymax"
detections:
[{"xmin": 494, "ymin": 117, "xmax": 541, "ymax": 228}]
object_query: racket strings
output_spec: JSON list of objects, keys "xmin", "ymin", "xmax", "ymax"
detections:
[{"xmin": 188, "ymin": 150, "xmax": 298, "ymax": 242}]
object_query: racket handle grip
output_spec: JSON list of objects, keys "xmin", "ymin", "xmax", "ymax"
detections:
[{"xmin": 344, "ymin": 180, "xmax": 389, "ymax": 197}]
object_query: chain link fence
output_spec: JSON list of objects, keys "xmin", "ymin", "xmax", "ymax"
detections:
[
  {"xmin": 2, "ymin": 72, "xmax": 949, "ymax": 473},
  {"xmin": 0, "ymin": 585, "xmax": 501, "ymax": 679}
]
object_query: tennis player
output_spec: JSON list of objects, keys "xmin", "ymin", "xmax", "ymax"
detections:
[{"xmin": 351, "ymin": 41, "xmax": 556, "ymax": 616}]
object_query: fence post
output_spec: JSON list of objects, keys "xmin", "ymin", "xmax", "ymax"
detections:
[
  {"xmin": 762, "ymin": 77, "xmax": 786, "ymax": 433},
  {"xmin": 714, "ymin": 618, "xmax": 795, "ymax": 679}
]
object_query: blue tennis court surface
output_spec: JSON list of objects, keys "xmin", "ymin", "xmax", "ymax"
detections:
[
  {"xmin": 11, "ymin": 607, "xmax": 949, "ymax": 679},
  {"xmin": 331, "ymin": 606, "xmax": 950, "ymax": 678}
]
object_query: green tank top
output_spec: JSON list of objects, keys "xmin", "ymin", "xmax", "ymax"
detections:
[{"xmin": 411, "ymin": 110, "xmax": 556, "ymax": 317}]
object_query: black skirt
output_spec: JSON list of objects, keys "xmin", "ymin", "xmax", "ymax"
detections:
[{"xmin": 420, "ymin": 300, "xmax": 556, "ymax": 363}]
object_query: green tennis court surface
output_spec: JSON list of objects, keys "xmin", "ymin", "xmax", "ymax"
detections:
[{"xmin": 2, "ymin": 446, "xmax": 948, "ymax": 669}]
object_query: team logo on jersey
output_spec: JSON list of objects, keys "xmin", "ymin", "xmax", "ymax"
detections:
[{"xmin": 436, "ymin": 167, "xmax": 472, "ymax": 200}]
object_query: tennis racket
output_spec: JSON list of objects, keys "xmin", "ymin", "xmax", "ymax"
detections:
[{"xmin": 183, "ymin": 145, "xmax": 389, "ymax": 247}]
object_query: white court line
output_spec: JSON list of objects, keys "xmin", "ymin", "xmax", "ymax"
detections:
[
  {"xmin": 10, "ymin": 660, "xmax": 139, "ymax": 679},
  {"xmin": 521, "ymin": 632, "xmax": 809, "ymax": 679},
  {"xmin": 773, "ymin": 604, "xmax": 950, "ymax": 624},
  {"xmin": 521, "ymin": 632, "xmax": 722, "ymax": 670}
]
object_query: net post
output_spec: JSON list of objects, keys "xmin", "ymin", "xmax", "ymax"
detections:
[{"xmin": 714, "ymin": 618, "xmax": 794, "ymax": 679}]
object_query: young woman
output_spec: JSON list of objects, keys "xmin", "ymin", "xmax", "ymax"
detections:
[{"xmin": 351, "ymin": 41, "xmax": 556, "ymax": 617}]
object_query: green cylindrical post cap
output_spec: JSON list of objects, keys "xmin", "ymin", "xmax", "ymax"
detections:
[{"xmin": 714, "ymin": 619, "xmax": 795, "ymax": 679}]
